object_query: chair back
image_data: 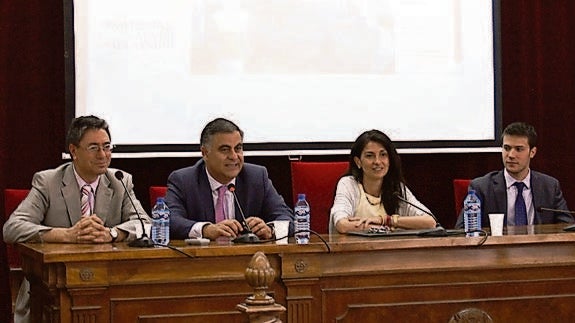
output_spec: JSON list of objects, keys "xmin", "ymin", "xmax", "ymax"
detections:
[
  {"xmin": 453, "ymin": 179, "xmax": 472, "ymax": 218},
  {"xmin": 3, "ymin": 189, "xmax": 30, "ymax": 318},
  {"xmin": 149, "ymin": 186, "xmax": 168, "ymax": 209},
  {"xmin": 3, "ymin": 189, "xmax": 30, "ymax": 268},
  {"xmin": 290, "ymin": 161, "xmax": 349, "ymax": 234}
]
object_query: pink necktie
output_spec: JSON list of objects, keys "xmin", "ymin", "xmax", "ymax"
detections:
[
  {"xmin": 81, "ymin": 184, "xmax": 93, "ymax": 217},
  {"xmin": 215, "ymin": 185, "xmax": 227, "ymax": 223}
]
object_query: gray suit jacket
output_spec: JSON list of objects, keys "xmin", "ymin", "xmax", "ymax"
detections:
[
  {"xmin": 455, "ymin": 170, "xmax": 573, "ymax": 228},
  {"xmin": 3, "ymin": 162, "xmax": 150, "ymax": 243},
  {"xmin": 166, "ymin": 159, "xmax": 294, "ymax": 239}
]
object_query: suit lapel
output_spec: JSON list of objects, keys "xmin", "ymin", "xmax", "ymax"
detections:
[
  {"xmin": 530, "ymin": 172, "xmax": 546, "ymax": 224},
  {"xmin": 232, "ymin": 176, "xmax": 247, "ymax": 221},
  {"xmin": 61, "ymin": 165, "xmax": 82, "ymax": 225},
  {"xmin": 492, "ymin": 171, "xmax": 507, "ymax": 210},
  {"xmin": 197, "ymin": 165, "xmax": 217, "ymax": 222},
  {"xmin": 95, "ymin": 173, "xmax": 113, "ymax": 223},
  {"xmin": 62, "ymin": 166, "xmax": 114, "ymax": 225},
  {"xmin": 530, "ymin": 172, "xmax": 543, "ymax": 207}
]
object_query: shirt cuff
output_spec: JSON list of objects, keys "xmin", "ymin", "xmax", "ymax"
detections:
[{"xmin": 190, "ymin": 221, "xmax": 210, "ymax": 238}]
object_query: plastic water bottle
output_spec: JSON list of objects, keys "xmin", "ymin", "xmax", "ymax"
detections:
[
  {"xmin": 151, "ymin": 197, "xmax": 170, "ymax": 245},
  {"xmin": 294, "ymin": 193, "xmax": 310, "ymax": 244},
  {"xmin": 463, "ymin": 190, "xmax": 482, "ymax": 237}
]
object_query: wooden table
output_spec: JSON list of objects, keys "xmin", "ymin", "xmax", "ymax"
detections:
[{"xmin": 19, "ymin": 224, "xmax": 575, "ymax": 322}]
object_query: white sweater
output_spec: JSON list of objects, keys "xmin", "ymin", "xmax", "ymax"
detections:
[{"xmin": 329, "ymin": 176, "xmax": 431, "ymax": 234}]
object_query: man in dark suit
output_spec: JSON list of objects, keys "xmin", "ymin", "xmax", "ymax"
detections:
[
  {"xmin": 455, "ymin": 122, "xmax": 574, "ymax": 228},
  {"xmin": 166, "ymin": 118, "xmax": 294, "ymax": 240}
]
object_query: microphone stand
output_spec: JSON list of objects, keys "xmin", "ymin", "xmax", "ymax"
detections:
[
  {"xmin": 537, "ymin": 207, "xmax": 575, "ymax": 232},
  {"xmin": 394, "ymin": 192, "xmax": 448, "ymax": 237},
  {"xmin": 227, "ymin": 184, "xmax": 260, "ymax": 244},
  {"xmin": 115, "ymin": 171, "xmax": 155, "ymax": 247},
  {"xmin": 128, "ymin": 232, "xmax": 155, "ymax": 247},
  {"xmin": 233, "ymin": 231, "xmax": 260, "ymax": 244}
]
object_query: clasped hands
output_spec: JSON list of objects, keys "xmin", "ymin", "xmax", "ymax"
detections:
[
  {"xmin": 70, "ymin": 214, "xmax": 113, "ymax": 243},
  {"xmin": 203, "ymin": 217, "xmax": 273, "ymax": 240}
]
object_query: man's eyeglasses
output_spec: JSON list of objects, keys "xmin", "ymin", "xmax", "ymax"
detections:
[{"xmin": 81, "ymin": 143, "xmax": 114, "ymax": 153}]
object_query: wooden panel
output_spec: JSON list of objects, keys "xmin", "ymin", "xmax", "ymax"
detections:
[
  {"xmin": 319, "ymin": 267, "xmax": 575, "ymax": 321},
  {"xmin": 18, "ymin": 224, "xmax": 575, "ymax": 322},
  {"xmin": 332, "ymin": 296, "xmax": 575, "ymax": 322},
  {"xmin": 139, "ymin": 312, "xmax": 243, "ymax": 323}
]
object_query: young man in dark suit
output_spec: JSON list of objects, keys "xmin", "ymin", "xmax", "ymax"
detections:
[{"xmin": 455, "ymin": 122, "xmax": 574, "ymax": 228}]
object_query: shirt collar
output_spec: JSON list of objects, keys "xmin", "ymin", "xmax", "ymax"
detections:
[
  {"xmin": 504, "ymin": 168, "xmax": 531, "ymax": 190},
  {"xmin": 205, "ymin": 168, "xmax": 236, "ymax": 191},
  {"xmin": 72, "ymin": 165, "xmax": 100, "ymax": 191}
]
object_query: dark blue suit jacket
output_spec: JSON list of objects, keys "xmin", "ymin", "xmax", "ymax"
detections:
[
  {"xmin": 455, "ymin": 170, "xmax": 574, "ymax": 228},
  {"xmin": 166, "ymin": 159, "xmax": 294, "ymax": 239}
]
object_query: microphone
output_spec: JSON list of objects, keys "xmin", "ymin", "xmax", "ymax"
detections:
[
  {"xmin": 227, "ymin": 183, "xmax": 260, "ymax": 243},
  {"xmin": 393, "ymin": 192, "xmax": 448, "ymax": 237},
  {"xmin": 536, "ymin": 206, "xmax": 575, "ymax": 214},
  {"xmin": 536, "ymin": 207, "xmax": 575, "ymax": 231},
  {"xmin": 114, "ymin": 170, "xmax": 154, "ymax": 247}
]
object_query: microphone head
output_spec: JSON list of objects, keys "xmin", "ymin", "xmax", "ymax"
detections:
[
  {"xmin": 114, "ymin": 170, "xmax": 124, "ymax": 180},
  {"xmin": 536, "ymin": 207, "xmax": 543, "ymax": 212},
  {"xmin": 393, "ymin": 191, "xmax": 404, "ymax": 200},
  {"xmin": 227, "ymin": 183, "xmax": 235, "ymax": 192}
]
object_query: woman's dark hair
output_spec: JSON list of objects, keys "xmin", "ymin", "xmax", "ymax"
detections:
[{"xmin": 346, "ymin": 129, "xmax": 405, "ymax": 213}]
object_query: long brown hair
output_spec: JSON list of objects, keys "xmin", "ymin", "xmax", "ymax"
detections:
[{"xmin": 345, "ymin": 130, "xmax": 405, "ymax": 213}]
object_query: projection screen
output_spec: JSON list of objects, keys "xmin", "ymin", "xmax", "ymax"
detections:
[{"xmin": 64, "ymin": 0, "xmax": 501, "ymax": 156}]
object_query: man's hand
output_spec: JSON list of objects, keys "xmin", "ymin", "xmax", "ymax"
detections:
[
  {"xmin": 74, "ymin": 214, "xmax": 110, "ymax": 243},
  {"xmin": 202, "ymin": 219, "xmax": 244, "ymax": 240},
  {"xmin": 246, "ymin": 217, "xmax": 274, "ymax": 240}
]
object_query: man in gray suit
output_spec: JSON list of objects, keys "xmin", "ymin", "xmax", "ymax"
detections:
[
  {"xmin": 166, "ymin": 117, "xmax": 293, "ymax": 241},
  {"xmin": 455, "ymin": 122, "xmax": 574, "ymax": 229},
  {"xmin": 3, "ymin": 115, "xmax": 150, "ymax": 322}
]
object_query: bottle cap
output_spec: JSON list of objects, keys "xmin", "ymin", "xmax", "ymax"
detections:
[{"xmin": 298, "ymin": 193, "xmax": 306, "ymax": 200}]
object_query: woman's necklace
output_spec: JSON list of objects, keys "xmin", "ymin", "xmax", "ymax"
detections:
[{"xmin": 362, "ymin": 185, "xmax": 381, "ymax": 206}]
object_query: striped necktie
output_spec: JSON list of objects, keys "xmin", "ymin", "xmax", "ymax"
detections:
[
  {"xmin": 514, "ymin": 182, "xmax": 528, "ymax": 225},
  {"xmin": 81, "ymin": 184, "xmax": 93, "ymax": 217},
  {"xmin": 214, "ymin": 185, "xmax": 227, "ymax": 223}
]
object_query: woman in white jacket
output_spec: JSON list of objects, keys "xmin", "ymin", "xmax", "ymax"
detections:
[{"xmin": 330, "ymin": 130, "xmax": 436, "ymax": 234}]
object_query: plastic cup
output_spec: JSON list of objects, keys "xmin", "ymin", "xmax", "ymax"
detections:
[
  {"xmin": 488, "ymin": 213, "xmax": 504, "ymax": 236},
  {"xmin": 273, "ymin": 220, "xmax": 290, "ymax": 244}
]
